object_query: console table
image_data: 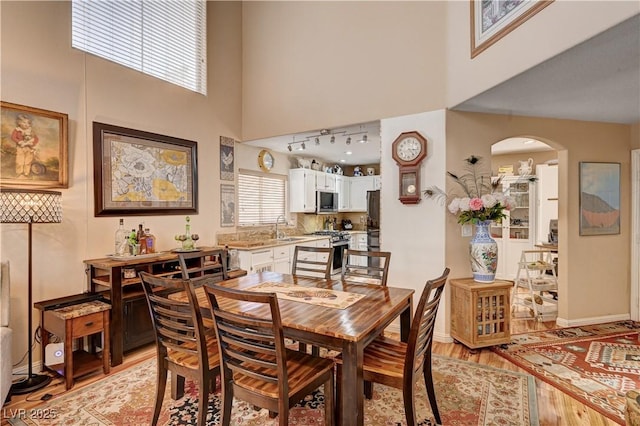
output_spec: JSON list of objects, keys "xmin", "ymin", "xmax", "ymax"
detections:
[{"xmin": 84, "ymin": 247, "xmax": 244, "ymax": 365}]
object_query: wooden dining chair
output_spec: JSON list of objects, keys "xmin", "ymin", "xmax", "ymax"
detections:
[
  {"xmin": 341, "ymin": 249, "xmax": 391, "ymax": 286},
  {"xmin": 335, "ymin": 267, "xmax": 450, "ymax": 426},
  {"xmin": 140, "ymin": 272, "xmax": 221, "ymax": 426},
  {"xmin": 291, "ymin": 245, "xmax": 334, "ymax": 280},
  {"xmin": 178, "ymin": 249, "xmax": 228, "ymax": 281},
  {"xmin": 203, "ymin": 284, "xmax": 335, "ymax": 426}
]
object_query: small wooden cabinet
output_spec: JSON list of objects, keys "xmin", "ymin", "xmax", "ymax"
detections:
[{"xmin": 450, "ymin": 278, "xmax": 513, "ymax": 350}]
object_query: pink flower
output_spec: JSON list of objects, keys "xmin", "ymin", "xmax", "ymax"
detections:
[{"xmin": 469, "ymin": 197, "xmax": 484, "ymax": 211}]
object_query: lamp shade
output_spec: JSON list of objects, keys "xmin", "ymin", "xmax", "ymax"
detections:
[{"xmin": 0, "ymin": 189, "xmax": 62, "ymax": 224}]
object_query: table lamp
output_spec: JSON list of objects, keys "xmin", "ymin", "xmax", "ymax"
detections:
[{"xmin": 0, "ymin": 189, "xmax": 62, "ymax": 394}]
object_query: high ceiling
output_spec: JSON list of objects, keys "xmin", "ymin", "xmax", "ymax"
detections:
[{"xmin": 246, "ymin": 14, "xmax": 639, "ymax": 165}]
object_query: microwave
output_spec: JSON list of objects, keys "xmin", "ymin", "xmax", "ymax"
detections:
[{"xmin": 316, "ymin": 191, "xmax": 338, "ymax": 213}]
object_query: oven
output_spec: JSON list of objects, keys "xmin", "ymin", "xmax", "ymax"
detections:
[{"xmin": 313, "ymin": 231, "xmax": 350, "ymax": 274}]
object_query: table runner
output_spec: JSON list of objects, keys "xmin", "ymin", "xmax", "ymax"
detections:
[{"xmin": 246, "ymin": 282, "xmax": 364, "ymax": 309}]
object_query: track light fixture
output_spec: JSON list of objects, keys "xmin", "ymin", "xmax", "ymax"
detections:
[
  {"xmin": 346, "ymin": 137, "xmax": 351, "ymax": 145},
  {"xmin": 315, "ymin": 137, "xmax": 320, "ymax": 145},
  {"xmin": 301, "ymin": 141, "xmax": 306, "ymax": 149},
  {"xmin": 287, "ymin": 144, "xmax": 292, "ymax": 152},
  {"xmin": 330, "ymin": 135, "xmax": 335, "ymax": 143}
]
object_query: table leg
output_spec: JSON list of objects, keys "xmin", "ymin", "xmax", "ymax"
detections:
[
  {"xmin": 102, "ymin": 310, "xmax": 111, "ymax": 374},
  {"xmin": 64, "ymin": 319, "xmax": 73, "ymax": 390},
  {"xmin": 400, "ymin": 299, "xmax": 412, "ymax": 343},
  {"xmin": 339, "ymin": 341, "xmax": 364, "ymax": 426}
]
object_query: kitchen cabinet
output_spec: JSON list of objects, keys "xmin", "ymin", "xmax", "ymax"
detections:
[
  {"xmin": 337, "ymin": 175, "xmax": 351, "ymax": 211},
  {"xmin": 535, "ymin": 164, "xmax": 558, "ymax": 245},
  {"xmin": 236, "ymin": 238, "xmax": 331, "ymax": 274},
  {"xmin": 273, "ymin": 245, "xmax": 291, "ymax": 273},
  {"xmin": 350, "ymin": 176, "xmax": 377, "ymax": 212},
  {"xmin": 289, "ymin": 168, "xmax": 317, "ymax": 213},
  {"xmin": 450, "ymin": 277, "xmax": 512, "ymax": 350},
  {"xmin": 348, "ymin": 232, "xmax": 368, "ymax": 266},
  {"xmin": 490, "ymin": 176, "xmax": 537, "ymax": 280},
  {"xmin": 316, "ymin": 171, "xmax": 336, "ymax": 192}
]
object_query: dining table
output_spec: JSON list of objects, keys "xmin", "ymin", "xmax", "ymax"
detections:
[{"xmin": 174, "ymin": 270, "xmax": 414, "ymax": 426}]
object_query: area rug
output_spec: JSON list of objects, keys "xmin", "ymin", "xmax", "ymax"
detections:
[
  {"xmin": 6, "ymin": 355, "xmax": 538, "ymax": 426},
  {"xmin": 492, "ymin": 320, "xmax": 640, "ymax": 425}
]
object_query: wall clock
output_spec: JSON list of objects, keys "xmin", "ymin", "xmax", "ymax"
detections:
[
  {"xmin": 258, "ymin": 149, "xmax": 274, "ymax": 172},
  {"xmin": 391, "ymin": 131, "xmax": 427, "ymax": 204}
]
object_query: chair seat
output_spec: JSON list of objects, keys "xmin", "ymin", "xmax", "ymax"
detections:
[
  {"xmin": 234, "ymin": 349, "xmax": 335, "ymax": 398},
  {"xmin": 167, "ymin": 331, "xmax": 220, "ymax": 370},
  {"xmin": 335, "ymin": 335, "xmax": 407, "ymax": 379}
]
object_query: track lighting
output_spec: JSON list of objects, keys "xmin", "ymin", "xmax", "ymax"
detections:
[
  {"xmin": 287, "ymin": 144, "xmax": 292, "ymax": 152},
  {"xmin": 301, "ymin": 141, "xmax": 306, "ymax": 150},
  {"xmin": 360, "ymin": 134, "xmax": 368, "ymax": 143},
  {"xmin": 315, "ymin": 137, "xmax": 320, "ymax": 145},
  {"xmin": 346, "ymin": 137, "xmax": 351, "ymax": 145},
  {"xmin": 330, "ymin": 136, "xmax": 335, "ymax": 143}
]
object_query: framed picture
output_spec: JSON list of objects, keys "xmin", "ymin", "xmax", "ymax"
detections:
[
  {"xmin": 220, "ymin": 136, "xmax": 235, "ymax": 181},
  {"xmin": 220, "ymin": 184, "xmax": 235, "ymax": 227},
  {"xmin": 0, "ymin": 101, "xmax": 68, "ymax": 188},
  {"xmin": 470, "ymin": 0, "xmax": 554, "ymax": 58},
  {"xmin": 579, "ymin": 162, "xmax": 620, "ymax": 236},
  {"xmin": 93, "ymin": 122, "xmax": 198, "ymax": 216}
]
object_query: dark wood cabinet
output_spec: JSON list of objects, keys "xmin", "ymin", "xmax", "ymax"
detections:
[{"xmin": 84, "ymin": 248, "xmax": 228, "ymax": 365}]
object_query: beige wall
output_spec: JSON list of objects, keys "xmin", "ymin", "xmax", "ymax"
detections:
[
  {"xmin": 241, "ymin": 1, "xmax": 447, "ymax": 140},
  {"xmin": 446, "ymin": 111, "xmax": 631, "ymax": 323},
  {"xmin": 0, "ymin": 1, "xmax": 243, "ymax": 366},
  {"xmin": 632, "ymin": 122, "xmax": 640, "ymax": 149}
]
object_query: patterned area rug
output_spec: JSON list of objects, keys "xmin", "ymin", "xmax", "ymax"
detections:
[
  {"xmin": 6, "ymin": 355, "xmax": 538, "ymax": 426},
  {"xmin": 492, "ymin": 320, "xmax": 640, "ymax": 425}
]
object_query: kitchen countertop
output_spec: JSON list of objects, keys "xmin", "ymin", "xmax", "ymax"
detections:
[{"xmin": 224, "ymin": 235, "xmax": 329, "ymax": 251}]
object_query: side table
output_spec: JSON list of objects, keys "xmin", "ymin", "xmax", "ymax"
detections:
[
  {"xmin": 450, "ymin": 277, "xmax": 513, "ymax": 350},
  {"xmin": 37, "ymin": 300, "xmax": 111, "ymax": 390}
]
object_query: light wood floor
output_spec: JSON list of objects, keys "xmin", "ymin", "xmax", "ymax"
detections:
[{"xmin": 2, "ymin": 319, "xmax": 619, "ymax": 426}]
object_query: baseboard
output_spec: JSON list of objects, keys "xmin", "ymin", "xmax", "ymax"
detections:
[
  {"xmin": 555, "ymin": 313, "xmax": 631, "ymax": 328},
  {"xmin": 434, "ymin": 330, "xmax": 453, "ymax": 343},
  {"xmin": 12, "ymin": 360, "xmax": 44, "ymax": 377}
]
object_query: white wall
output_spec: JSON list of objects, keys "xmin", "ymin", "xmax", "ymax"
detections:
[{"xmin": 380, "ymin": 110, "xmax": 449, "ymax": 340}]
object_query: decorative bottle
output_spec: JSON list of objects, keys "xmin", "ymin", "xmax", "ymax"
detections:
[
  {"xmin": 182, "ymin": 216, "xmax": 194, "ymax": 250},
  {"xmin": 144, "ymin": 228, "xmax": 156, "ymax": 253},
  {"xmin": 137, "ymin": 224, "xmax": 148, "ymax": 254},
  {"xmin": 115, "ymin": 219, "xmax": 127, "ymax": 255}
]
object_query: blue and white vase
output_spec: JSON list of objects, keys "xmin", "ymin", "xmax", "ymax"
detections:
[{"xmin": 469, "ymin": 220, "xmax": 498, "ymax": 283}]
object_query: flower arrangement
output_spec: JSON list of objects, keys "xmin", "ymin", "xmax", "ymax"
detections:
[{"xmin": 424, "ymin": 155, "xmax": 516, "ymax": 225}]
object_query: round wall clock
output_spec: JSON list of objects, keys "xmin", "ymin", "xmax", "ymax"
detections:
[
  {"xmin": 258, "ymin": 149, "xmax": 274, "ymax": 172},
  {"xmin": 392, "ymin": 131, "xmax": 428, "ymax": 204}
]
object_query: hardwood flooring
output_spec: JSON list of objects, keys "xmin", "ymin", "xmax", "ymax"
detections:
[{"xmin": 2, "ymin": 319, "xmax": 619, "ymax": 426}]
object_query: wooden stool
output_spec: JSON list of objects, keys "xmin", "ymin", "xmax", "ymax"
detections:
[{"xmin": 40, "ymin": 300, "xmax": 111, "ymax": 390}]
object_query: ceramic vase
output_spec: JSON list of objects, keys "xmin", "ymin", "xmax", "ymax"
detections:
[{"xmin": 469, "ymin": 220, "xmax": 498, "ymax": 283}]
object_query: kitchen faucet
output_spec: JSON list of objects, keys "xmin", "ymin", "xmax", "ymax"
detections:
[{"xmin": 275, "ymin": 215, "xmax": 286, "ymax": 239}]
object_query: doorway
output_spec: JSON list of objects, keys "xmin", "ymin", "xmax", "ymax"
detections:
[
  {"xmin": 491, "ymin": 138, "xmax": 558, "ymax": 333},
  {"xmin": 632, "ymin": 149, "xmax": 640, "ymax": 320}
]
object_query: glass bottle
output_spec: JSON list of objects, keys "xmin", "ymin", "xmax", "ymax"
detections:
[
  {"xmin": 182, "ymin": 216, "xmax": 194, "ymax": 250},
  {"xmin": 137, "ymin": 224, "xmax": 148, "ymax": 254},
  {"xmin": 144, "ymin": 228, "xmax": 156, "ymax": 253},
  {"xmin": 115, "ymin": 219, "xmax": 127, "ymax": 255}
]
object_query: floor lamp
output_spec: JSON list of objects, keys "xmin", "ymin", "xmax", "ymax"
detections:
[{"xmin": 1, "ymin": 188, "xmax": 62, "ymax": 394}]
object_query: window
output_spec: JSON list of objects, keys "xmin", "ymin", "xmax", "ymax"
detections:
[
  {"xmin": 72, "ymin": 0, "xmax": 207, "ymax": 95},
  {"xmin": 238, "ymin": 170, "xmax": 286, "ymax": 226}
]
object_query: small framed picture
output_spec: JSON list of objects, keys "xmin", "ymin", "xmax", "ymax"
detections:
[
  {"xmin": 220, "ymin": 136, "xmax": 235, "ymax": 181},
  {"xmin": 221, "ymin": 184, "xmax": 235, "ymax": 227}
]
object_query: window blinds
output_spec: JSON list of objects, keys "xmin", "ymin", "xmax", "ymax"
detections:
[
  {"xmin": 72, "ymin": 0, "xmax": 207, "ymax": 95},
  {"xmin": 238, "ymin": 171, "xmax": 286, "ymax": 226}
]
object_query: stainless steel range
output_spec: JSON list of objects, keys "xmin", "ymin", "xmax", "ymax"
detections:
[{"xmin": 312, "ymin": 231, "xmax": 350, "ymax": 273}]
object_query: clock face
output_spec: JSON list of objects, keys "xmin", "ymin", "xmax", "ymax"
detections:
[
  {"xmin": 258, "ymin": 149, "xmax": 274, "ymax": 171},
  {"xmin": 396, "ymin": 137, "xmax": 423, "ymax": 162}
]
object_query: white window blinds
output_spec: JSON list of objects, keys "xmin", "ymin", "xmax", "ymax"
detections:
[
  {"xmin": 72, "ymin": 0, "xmax": 207, "ymax": 95},
  {"xmin": 238, "ymin": 171, "xmax": 286, "ymax": 226}
]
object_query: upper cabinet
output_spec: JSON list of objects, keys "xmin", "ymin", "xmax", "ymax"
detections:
[
  {"xmin": 349, "ymin": 175, "xmax": 378, "ymax": 212},
  {"xmin": 337, "ymin": 176, "xmax": 350, "ymax": 212},
  {"xmin": 289, "ymin": 169, "xmax": 316, "ymax": 213},
  {"xmin": 316, "ymin": 172, "xmax": 336, "ymax": 192}
]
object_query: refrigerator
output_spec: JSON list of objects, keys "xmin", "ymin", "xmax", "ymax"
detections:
[{"xmin": 366, "ymin": 190, "xmax": 380, "ymax": 267}]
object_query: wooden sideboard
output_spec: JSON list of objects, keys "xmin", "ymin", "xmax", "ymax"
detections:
[{"xmin": 84, "ymin": 247, "xmax": 243, "ymax": 365}]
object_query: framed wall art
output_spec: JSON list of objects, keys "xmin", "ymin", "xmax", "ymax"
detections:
[
  {"xmin": 93, "ymin": 122, "xmax": 198, "ymax": 216},
  {"xmin": 579, "ymin": 162, "xmax": 620, "ymax": 236},
  {"xmin": 220, "ymin": 184, "xmax": 235, "ymax": 227},
  {"xmin": 220, "ymin": 136, "xmax": 235, "ymax": 181},
  {"xmin": 0, "ymin": 101, "xmax": 68, "ymax": 188},
  {"xmin": 470, "ymin": 0, "xmax": 554, "ymax": 58}
]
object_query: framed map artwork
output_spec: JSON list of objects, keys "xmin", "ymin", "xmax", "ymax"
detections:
[
  {"xmin": 0, "ymin": 101, "xmax": 68, "ymax": 188},
  {"xmin": 93, "ymin": 122, "xmax": 198, "ymax": 216}
]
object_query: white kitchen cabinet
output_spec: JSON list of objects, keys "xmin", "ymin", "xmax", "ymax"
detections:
[
  {"xmin": 350, "ymin": 176, "xmax": 377, "ymax": 212},
  {"xmin": 316, "ymin": 172, "xmax": 336, "ymax": 192},
  {"xmin": 273, "ymin": 245, "xmax": 291, "ymax": 274},
  {"xmin": 337, "ymin": 176, "xmax": 351, "ymax": 211},
  {"xmin": 238, "ymin": 248, "xmax": 274, "ymax": 273},
  {"xmin": 535, "ymin": 164, "xmax": 558, "ymax": 244},
  {"xmin": 289, "ymin": 168, "xmax": 317, "ymax": 213},
  {"xmin": 490, "ymin": 176, "xmax": 537, "ymax": 280},
  {"xmin": 348, "ymin": 232, "xmax": 368, "ymax": 266}
]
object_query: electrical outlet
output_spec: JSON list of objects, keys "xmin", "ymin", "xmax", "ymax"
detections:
[{"xmin": 461, "ymin": 224, "xmax": 472, "ymax": 237}]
